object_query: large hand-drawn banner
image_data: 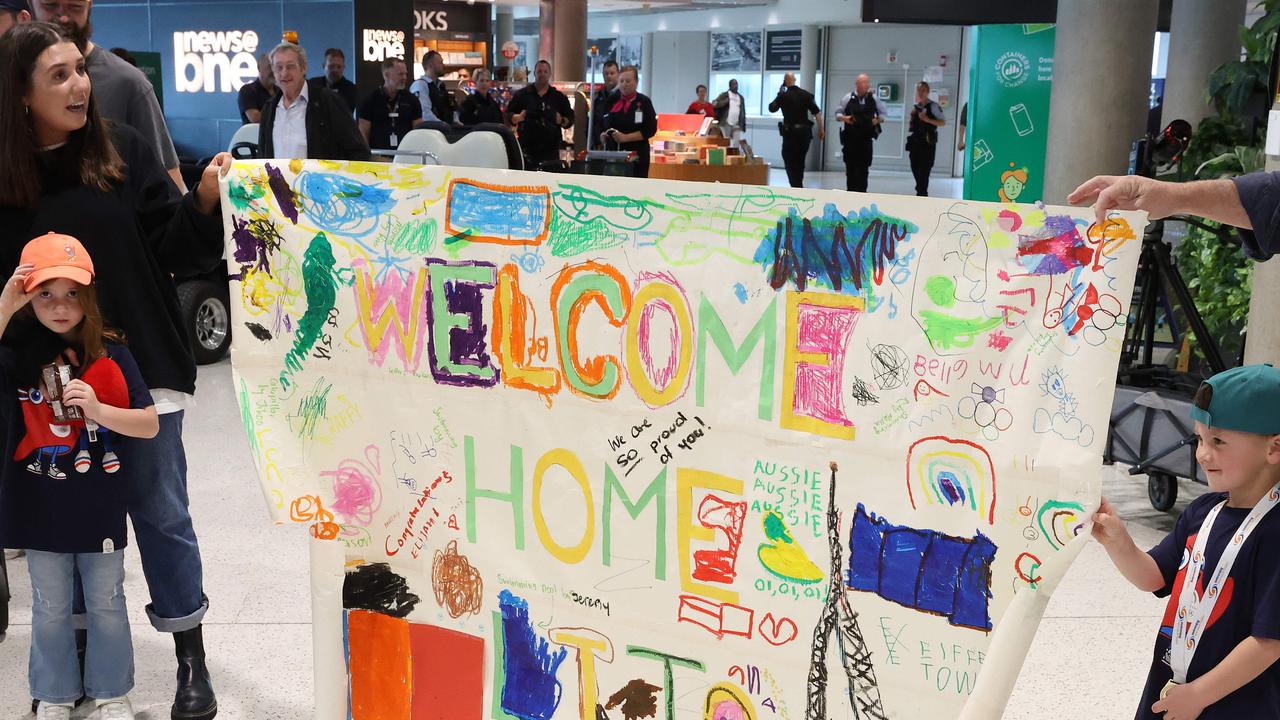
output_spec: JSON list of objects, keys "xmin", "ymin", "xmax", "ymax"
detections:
[{"xmin": 220, "ymin": 161, "xmax": 1143, "ymax": 720}]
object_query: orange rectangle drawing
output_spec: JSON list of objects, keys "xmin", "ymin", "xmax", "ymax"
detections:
[{"xmin": 346, "ymin": 609, "xmax": 412, "ymax": 720}]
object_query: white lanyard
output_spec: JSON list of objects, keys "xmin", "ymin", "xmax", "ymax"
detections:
[{"xmin": 1170, "ymin": 482, "xmax": 1280, "ymax": 682}]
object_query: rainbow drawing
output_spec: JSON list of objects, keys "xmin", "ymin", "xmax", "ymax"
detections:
[{"xmin": 906, "ymin": 436, "xmax": 997, "ymax": 524}]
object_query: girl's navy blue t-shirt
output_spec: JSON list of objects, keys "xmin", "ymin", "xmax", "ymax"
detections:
[
  {"xmin": 1136, "ymin": 490, "xmax": 1280, "ymax": 719},
  {"xmin": 0, "ymin": 343, "xmax": 152, "ymax": 554}
]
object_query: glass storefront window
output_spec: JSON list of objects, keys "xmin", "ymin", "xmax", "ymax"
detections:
[
  {"xmin": 709, "ymin": 30, "xmax": 823, "ymax": 119},
  {"xmin": 709, "ymin": 73, "xmax": 762, "ymax": 118}
]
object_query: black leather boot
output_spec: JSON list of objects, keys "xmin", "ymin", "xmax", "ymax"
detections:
[{"xmin": 172, "ymin": 625, "xmax": 217, "ymax": 719}]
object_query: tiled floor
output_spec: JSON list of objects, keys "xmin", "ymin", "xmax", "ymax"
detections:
[
  {"xmin": 0, "ymin": 355, "xmax": 1203, "ymax": 719},
  {"xmin": 767, "ymin": 168, "xmax": 964, "ymax": 198}
]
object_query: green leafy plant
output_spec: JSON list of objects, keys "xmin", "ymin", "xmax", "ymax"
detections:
[{"xmin": 1171, "ymin": 1, "xmax": 1277, "ymax": 368}]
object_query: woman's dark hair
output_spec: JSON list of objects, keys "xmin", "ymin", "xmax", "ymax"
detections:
[
  {"xmin": 0, "ymin": 22, "xmax": 123, "ymax": 208},
  {"xmin": 696, "ymin": 84, "xmax": 707, "ymax": 93}
]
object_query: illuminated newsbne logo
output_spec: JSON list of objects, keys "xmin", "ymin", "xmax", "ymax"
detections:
[
  {"xmin": 174, "ymin": 30, "xmax": 260, "ymax": 93},
  {"xmin": 363, "ymin": 28, "xmax": 406, "ymax": 62}
]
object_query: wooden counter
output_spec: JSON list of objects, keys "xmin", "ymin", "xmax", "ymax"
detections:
[{"xmin": 646, "ymin": 162, "xmax": 770, "ymax": 186}]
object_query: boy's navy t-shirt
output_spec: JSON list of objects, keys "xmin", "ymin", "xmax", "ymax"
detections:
[
  {"xmin": 0, "ymin": 343, "xmax": 152, "ymax": 554},
  {"xmin": 1136, "ymin": 491, "xmax": 1280, "ymax": 719}
]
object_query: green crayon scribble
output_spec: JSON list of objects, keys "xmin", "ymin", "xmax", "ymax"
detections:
[
  {"xmin": 917, "ymin": 311, "xmax": 1002, "ymax": 351},
  {"xmin": 925, "ymin": 275, "xmax": 958, "ymax": 308},
  {"xmin": 546, "ymin": 183, "xmax": 816, "ymax": 267},
  {"xmin": 291, "ymin": 378, "xmax": 332, "ymax": 439},
  {"xmin": 389, "ymin": 218, "xmax": 437, "ymax": 254},
  {"xmin": 228, "ymin": 176, "xmax": 268, "ymax": 213},
  {"xmin": 281, "ymin": 233, "xmax": 338, "ymax": 385},
  {"xmin": 237, "ymin": 378, "xmax": 259, "ymax": 458}
]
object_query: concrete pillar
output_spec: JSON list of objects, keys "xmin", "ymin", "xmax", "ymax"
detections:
[
  {"xmin": 640, "ymin": 33, "xmax": 654, "ymax": 96},
  {"xmin": 539, "ymin": 0, "xmax": 554, "ymax": 64},
  {"xmin": 799, "ymin": 25, "xmax": 819, "ymax": 92},
  {"xmin": 1043, "ymin": 0, "xmax": 1157, "ymax": 204},
  {"xmin": 799, "ymin": 25, "xmax": 821, "ymax": 169},
  {"xmin": 496, "ymin": 9, "xmax": 515, "ymax": 71},
  {"xmin": 1245, "ymin": 153, "xmax": 1280, "ymax": 366},
  {"xmin": 548, "ymin": 0, "xmax": 586, "ymax": 82},
  {"xmin": 1164, "ymin": 0, "xmax": 1247, "ymax": 129}
]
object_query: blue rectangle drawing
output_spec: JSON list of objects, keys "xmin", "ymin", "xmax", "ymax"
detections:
[
  {"xmin": 445, "ymin": 180, "xmax": 552, "ymax": 246},
  {"xmin": 846, "ymin": 503, "xmax": 998, "ymax": 631}
]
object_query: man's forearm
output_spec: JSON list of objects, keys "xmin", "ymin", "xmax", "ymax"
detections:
[
  {"xmin": 1189, "ymin": 636, "xmax": 1280, "ymax": 706},
  {"xmin": 1173, "ymin": 179, "xmax": 1251, "ymax": 229}
]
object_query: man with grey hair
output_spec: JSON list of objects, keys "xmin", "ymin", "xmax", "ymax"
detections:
[{"xmin": 257, "ymin": 42, "xmax": 370, "ymax": 160}]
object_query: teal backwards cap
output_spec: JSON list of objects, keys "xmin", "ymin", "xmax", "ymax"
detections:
[{"xmin": 1190, "ymin": 363, "xmax": 1280, "ymax": 435}]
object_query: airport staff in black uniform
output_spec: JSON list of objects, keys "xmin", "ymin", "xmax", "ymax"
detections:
[
  {"xmin": 357, "ymin": 58, "xmax": 422, "ymax": 150},
  {"xmin": 600, "ymin": 65, "xmax": 658, "ymax": 178},
  {"xmin": 768, "ymin": 73, "xmax": 824, "ymax": 188},
  {"xmin": 906, "ymin": 81, "xmax": 945, "ymax": 196},
  {"xmin": 508, "ymin": 59, "xmax": 574, "ymax": 169},
  {"xmin": 836, "ymin": 73, "xmax": 888, "ymax": 193}
]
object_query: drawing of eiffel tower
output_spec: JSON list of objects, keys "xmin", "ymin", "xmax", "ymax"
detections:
[{"xmin": 805, "ymin": 462, "xmax": 887, "ymax": 720}]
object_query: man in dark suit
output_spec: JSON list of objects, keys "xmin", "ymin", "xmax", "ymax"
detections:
[{"xmin": 257, "ymin": 42, "xmax": 370, "ymax": 161}]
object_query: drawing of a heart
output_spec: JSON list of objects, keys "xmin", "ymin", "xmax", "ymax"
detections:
[{"xmin": 758, "ymin": 613, "xmax": 798, "ymax": 646}]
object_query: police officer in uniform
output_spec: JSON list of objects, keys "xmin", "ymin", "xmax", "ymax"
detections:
[
  {"xmin": 768, "ymin": 73, "xmax": 824, "ymax": 188},
  {"xmin": 906, "ymin": 81, "xmax": 945, "ymax": 196},
  {"xmin": 410, "ymin": 50, "xmax": 458, "ymax": 124},
  {"xmin": 836, "ymin": 73, "xmax": 888, "ymax": 193},
  {"xmin": 600, "ymin": 65, "xmax": 658, "ymax": 178}
]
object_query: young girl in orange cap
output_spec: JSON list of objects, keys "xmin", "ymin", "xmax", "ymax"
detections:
[{"xmin": 0, "ymin": 232, "xmax": 158, "ymax": 720}]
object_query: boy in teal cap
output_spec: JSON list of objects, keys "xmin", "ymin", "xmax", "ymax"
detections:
[{"xmin": 1093, "ymin": 364, "xmax": 1280, "ymax": 720}]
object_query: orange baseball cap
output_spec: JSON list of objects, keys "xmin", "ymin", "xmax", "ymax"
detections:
[{"xmin": 20, "ymin": 232, "xmax": 95, "ymax": 292}]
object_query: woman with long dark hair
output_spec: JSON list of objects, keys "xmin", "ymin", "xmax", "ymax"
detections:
[{"xmin": 0, "ymin": 22, "xmax": 229, "ymax": 719}]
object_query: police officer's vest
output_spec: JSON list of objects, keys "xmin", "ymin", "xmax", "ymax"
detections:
[
  {"xmin": 909, "ymin": 102, "xmax": 939, "ymax": 146},
  {"xmin": 428, "ymin": 80, "xmax": 454, "ymax": 123},
  {"xmin": 841, "ymin": 93, "xmax": 880, "ymax": 143}
]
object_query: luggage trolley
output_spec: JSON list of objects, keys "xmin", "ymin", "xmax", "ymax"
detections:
[{"xmin": 1106, "ymin": 386, "xmax": 1206, "ymax": 511}]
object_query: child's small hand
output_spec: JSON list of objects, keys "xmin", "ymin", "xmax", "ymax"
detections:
[
  {"xmin": 1151, "ymin": 680, "xmax": 1208, "ymax": 720},
  {"xmin": 1091, "ymin": 496, "xmax": 1130, "ymax": 547},
  {"xmin": 62, "ymin": 379, "xmax": 102, "ymax": 422},
  {"xmin": 0, "ymin": 263, "xmax": 35, "ymax": 316}
]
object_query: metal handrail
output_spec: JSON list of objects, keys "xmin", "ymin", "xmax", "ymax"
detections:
[{"xmin": 369, "ymin": 148, "xmax": 441, "ymax": 165}]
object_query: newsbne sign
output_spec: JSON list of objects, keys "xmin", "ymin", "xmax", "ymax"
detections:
[{"xmin": 355, "ymin": 0, "xmax": 414, "ymax": 95}]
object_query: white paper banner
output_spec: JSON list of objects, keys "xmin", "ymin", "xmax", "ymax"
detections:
[{"xmin": 221, "ymin": 160, "xmax": 1143, "ymax": 720}]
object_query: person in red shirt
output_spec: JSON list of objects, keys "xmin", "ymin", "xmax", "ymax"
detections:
[{"xmin": 686, "ymin": 84, "xmax": 714, "ymax": 118}]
